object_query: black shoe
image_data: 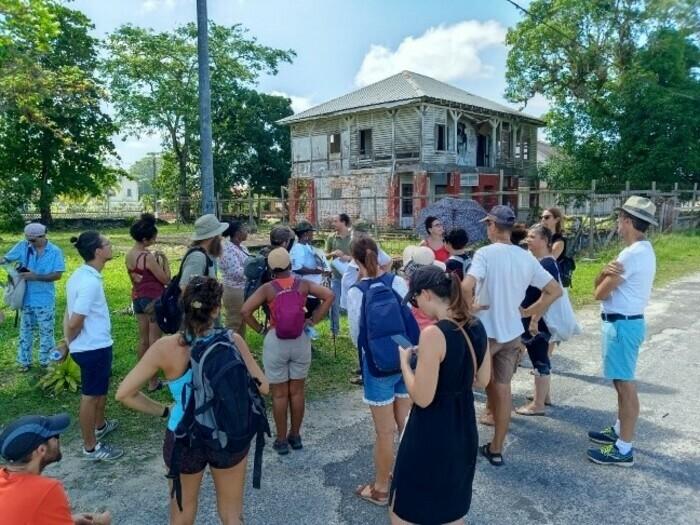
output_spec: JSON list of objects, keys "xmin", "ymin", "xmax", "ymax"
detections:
[
  {"xmin": 273, "ymin": 439, "xmax": 289, "ymax": 455},
  {"xmin": 287, "ymin": 434, "xmax": 303, "ymax": 450}
]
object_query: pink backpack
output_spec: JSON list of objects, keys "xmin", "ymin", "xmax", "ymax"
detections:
[{"xmin": 271, "ymin": 279, "xmax": 306, "ymax": 339}]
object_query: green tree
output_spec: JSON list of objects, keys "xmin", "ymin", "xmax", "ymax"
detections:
[
  {"xmin": 505, "ymin": 0, "xmax": 700, "ymax": 190},
  {"xmin": 104, "ymin": 23, "xmax": 294, "ymax": 221},
  {"xmin": 0, "ymin": 2, "xmax": 119, "ymax": 223}
]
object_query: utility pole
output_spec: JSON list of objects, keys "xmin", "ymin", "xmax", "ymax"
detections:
[
  {"xmin": 196, "ymin": 0, "xmax": 215, "ymax": 215},
  {"xmin": 148, "ymin": 152, "xmax": 159, "ymax": 219}
]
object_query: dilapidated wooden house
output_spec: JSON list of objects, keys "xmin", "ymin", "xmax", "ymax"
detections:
[{"xmin": 278, "ymin": 71, "xmax": 545, "ymax": 228}]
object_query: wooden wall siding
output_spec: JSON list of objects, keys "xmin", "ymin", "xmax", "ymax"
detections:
[
  {"xmin": 394, "ymin": 107, "xmax": 420, "ymax": 157},
  {"xmin": 422, "ymin": 105, "xmax": 457, "ymax": 165}
]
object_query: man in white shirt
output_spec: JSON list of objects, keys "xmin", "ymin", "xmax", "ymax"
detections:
[
  {"xmin": 65, "ymin": 231, "xmax": 123, "ymax": 462},
  {"xmin": 588, "ymin": 196, "xmax": 657, "ymax": 467},
  {"xmin": 463, "ymin": 205, "xmax": 562, "ymax": 466}
]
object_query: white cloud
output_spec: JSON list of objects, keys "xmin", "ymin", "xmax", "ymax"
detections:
[
  {"xmin": 522, "ymin": 93, "xmax": 551, "ymax": 118},
  {"xmin": 270, "ymin": 91, "xmax": 315, "ymax": 114},
  {"xmin": 114, "ymin": 133, "xmax": 163, "ymax": 169},
  {"xmin": 141, "ymin": 0, "xmax": 181, "ymax": 13},
  {"xmin": 354, "ymin": 20, "xmax": 507, "ymax": 87}
]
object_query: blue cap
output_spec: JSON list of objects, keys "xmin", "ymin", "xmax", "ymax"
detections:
[
  {"xmin": 0, "ymin": 414, "xmax": 70, "ymax": 462},
  {"xmin": 480, "ymin": 205, "xmax": 516, "ymax": 227}
]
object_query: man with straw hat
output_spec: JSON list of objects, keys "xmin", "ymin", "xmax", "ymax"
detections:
[
  {"xmin": 179, "ymin": 214, "xmax": 228, "ymax": 290},
  {"xmin": 588, "ymin": 196, "xmax": 658, "ymax": 467}
]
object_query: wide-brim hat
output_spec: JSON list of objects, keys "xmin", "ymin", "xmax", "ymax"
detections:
[
  {"xmin": 192, "ymin": 214, "xmax": 228, "ymax": 241},
  {"xmin": 615, "ymin": 196, "xmax": 658, "ymax": 226},
  {"xmin": 0, "ymin": 413, "xmax": 70, "ymax": 462},
  {"xmin": 401, "ymin": 246, "xmax": 446, "ymax": 276}
]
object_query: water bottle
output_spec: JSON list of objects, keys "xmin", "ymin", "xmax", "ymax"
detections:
[
  {"xmin": 304, "ymin": 325, "xmax": 319, "ymax": 340},
  {"xmin": 49, "ymin": 346, "xmax": 65, "ymax": 362}
]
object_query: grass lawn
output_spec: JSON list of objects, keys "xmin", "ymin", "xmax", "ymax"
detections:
[{"xmin": 1, "ymin": 227, "xmax": 699, "ymax": 447}]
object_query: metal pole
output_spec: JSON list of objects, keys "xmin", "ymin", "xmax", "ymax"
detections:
[
  {"xmin": 588, "ymin": 179, "xmax": 596, "ymax": 257},
  {"xmin": 196, "ymin": 0, "xmax": 215, "ymax": 215}
]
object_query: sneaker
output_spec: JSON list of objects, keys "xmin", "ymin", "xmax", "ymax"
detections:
[
  {"xmin": 95, "ymin": 420, "xmax": 119, "ymax": 441},
  {"xmin": 287, "ymin": 435, "xmax": 303, "ymax": 450},
  {"xmin": 588, "ymin": 426, "xmax": 618, "ymax": 445},
  {"xmin": 83, "ymin": 442, "xmax": 124, "ymax": 461},
  {"xmin": 587, "ymin": 443, "xmax": 634, "ymax": 467},
  {"xmin": 18, "ymin": 365, "xmax": 30, "ymax": 373},
  {"xmin": 272, "ymin": 439, "xmax": 290, "ymax": 455}
]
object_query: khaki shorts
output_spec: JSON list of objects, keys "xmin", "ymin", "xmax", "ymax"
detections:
[
  {"xmin": 263, "ymin": 330, "xmax": 312, "ymax": 384},
  {"xmin": 222, "ymin": 285, "xmax": 246, "ymax": 336},
  {"xmin": 489, "ymin": 337, "xmax": 522, "ymax": 384}
]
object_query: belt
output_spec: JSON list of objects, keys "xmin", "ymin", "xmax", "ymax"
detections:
[{"xmin": 601, "ymin": 313, "xmax": 644, "ymax": 322}]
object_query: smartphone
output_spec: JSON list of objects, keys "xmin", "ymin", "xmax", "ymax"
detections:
[{"xmin": 391, "ymin": 334, "xmax": 414, "ymax": 349}]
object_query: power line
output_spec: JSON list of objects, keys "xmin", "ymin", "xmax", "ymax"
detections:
[{"xmin": 503, "ymin": 0, "xmax": 699, "ymax": 102}]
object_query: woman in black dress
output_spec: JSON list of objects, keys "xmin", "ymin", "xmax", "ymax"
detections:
[{"xmin": 392, "ymin": 266, "xmax": 491, "ymax": 525}]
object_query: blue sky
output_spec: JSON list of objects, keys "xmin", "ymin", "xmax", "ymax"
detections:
[{"xmin": 71, "ymin": 0, "xmax": 547, "ymax": 167}]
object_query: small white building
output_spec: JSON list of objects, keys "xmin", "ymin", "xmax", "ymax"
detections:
[{"xmin": 109, "ymin": 177, "xmax": 139, "ymax": 204}]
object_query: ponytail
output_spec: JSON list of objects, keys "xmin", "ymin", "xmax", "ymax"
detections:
[
  {"xmin": 447, "ymin": 272, "xmax": 471, "ymax": 324},
  {"xmin": 351, "ymin": 237, "xmax": 380, "ymax": 277}
]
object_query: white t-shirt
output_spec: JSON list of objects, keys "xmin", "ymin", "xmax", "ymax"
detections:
[
  {"xmin": 347, "ymin": 273, "xmax": 408, "ymax": 348},
  {"xmin": 340, "ymin": 247, "xmax": 392, "ymax": 309},
  {"xmin": 467, "ymin": 243, "xmax": 554, "ymax": 343},
  {"xmin": 602, "ymin": 240, "xmax": 656, "ymax": 316},
  {"xmin": 66, "ymin": 265, "xmax": 113, "ymax": 352}
]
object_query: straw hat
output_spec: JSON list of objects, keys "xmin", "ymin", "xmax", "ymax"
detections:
[{"xmin": 616, "ymin": 196, "xmax": 658, "ymax": 226}]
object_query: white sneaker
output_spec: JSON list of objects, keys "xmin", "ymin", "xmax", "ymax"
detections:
[{"xmin": 83, "ymin": 442, "xmax": 124, "ymax": 461}]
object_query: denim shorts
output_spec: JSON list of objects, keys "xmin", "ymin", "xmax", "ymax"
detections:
[
  {"xmin": 133, "ymin": 297, "xmax": 155, "ymax": 315},
  {"xmin": 71, "ymin": 347, "xmax": 113, "ymax": 396},
  {"xmin": 361, "ymin": 353, "xmax": 409, "ymax": 406},
  {"xmin": 601, "ymin": 318, "xmax": 645, "ymax": 381}
]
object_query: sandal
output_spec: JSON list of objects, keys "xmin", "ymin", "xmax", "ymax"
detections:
[
  {"xmin": 527, "ymin": 394, "xmax": 552, "ymax": 406},
  {"xmin": 354, "ymin": 484, "xmax": 389, "ymax": 506},
  {"xmin": 481, "ymin": 443, "xmax": 504, "ymax": 467},
  {"xmin": 515, "ymin": 405, "xmax": 546, "ymax": 416}
]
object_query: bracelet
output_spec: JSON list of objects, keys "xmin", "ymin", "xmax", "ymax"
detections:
[{"xmin": 161, "ymin": 406, "xmax": 170, "ymax": 419}]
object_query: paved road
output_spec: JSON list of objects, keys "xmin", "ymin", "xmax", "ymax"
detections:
[{"xmin": 57, "ymin": 273, "xmax": 700, "ymax": 524}]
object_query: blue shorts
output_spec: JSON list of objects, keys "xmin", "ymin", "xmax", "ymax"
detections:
[
  {"xmin": 601, "ymin": 319, "xmax": 645, "ymax": 381},
  {"xmin": 71, "ymin": 347, "xmax": 113, "ymax": 396},
  {"xmin": 361, "ymin": 353, "xmax": 409, "ymax": 406}
]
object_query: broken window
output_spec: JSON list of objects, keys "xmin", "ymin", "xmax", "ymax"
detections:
[
  {"xmin": 359, "ymin": 129, "xmax": 373, "ymax": 156},
  {"xmin": 435, "ymin": 124, "xmax": 446, "ymax": 151},
  {"xmin": 329, "ymin": 133, "xmax": 341, "ymax": 155}
]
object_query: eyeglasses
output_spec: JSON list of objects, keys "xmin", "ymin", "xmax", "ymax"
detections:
[
  {"xmin": 541, "ymin": 215, "xmax": 552, "ymax": 220},
  {"xmin": 27, "ymin": 235, "xmax": 45, "ymax": 243}
]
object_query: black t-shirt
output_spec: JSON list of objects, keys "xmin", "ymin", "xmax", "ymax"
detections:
[
  {"xmin": 552, "ymin": 233, "xmax": 566, "ymax": 262},
  {"xmin": 522, "ymin": 256, "xmax": 560, "ymax": 308},
  {"xmin": 445, "ymin": 252, "xmax": 472, "ymax": 281}
]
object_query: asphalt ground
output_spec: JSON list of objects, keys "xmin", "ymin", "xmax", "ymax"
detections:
[{"xmin": 53, "ymin": 272, "xmax": 700, "ymax": 524}]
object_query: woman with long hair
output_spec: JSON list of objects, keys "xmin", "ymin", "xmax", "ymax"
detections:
[
  {"xmin": 125, "ymin": 213, "xmax": 170, "ymax": 392},
  {"xmin": 420, "ymin": 216, "xmax": 450, "ymax": 262},
  {"xmin": 516, "ymin": 225, "xmax": 560, "ymax": 415},
  {"xmin": 219, "ymin": 220, "xmax": 250, "ymax": 335},
  {"xmin": 390, "ymin": 265, "xmax": 490, "ymax": 524},
  {"xmin": 347, "ymin": 237, "xmax": 413, "ymax": 506},
  {"xmin": 540, "ymin": 207, "xmax": 566, "ymax": 260},
  {"xmin": 116, "ymin": 277, "xmax": 268, "ymax": 525}
]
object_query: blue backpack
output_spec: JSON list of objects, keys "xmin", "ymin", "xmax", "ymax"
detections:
[{"xmin": 354, "ymin": 273, "xmax": 420, "ymax": 377}]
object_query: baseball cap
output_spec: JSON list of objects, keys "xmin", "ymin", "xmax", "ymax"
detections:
[
  {"xmin": 270, "ymin": 225, "xmax": 294, "ymax": 246},
  {"xmin": 267, "ymin": 248, "xmax": 291, "ymax": 271},
  {"xmin": 402, "ymin": 265, "xmax": 450, "ymax": 305},
  {"xmin": 480, "ymin": 205, "xmax": 516, "ymax": 227},
  {"xmin": 0, "ymin": 413, "xmax": 70, "ymax": 462},
  {"xmin": 24, "ymin": 223, "xmax": 47, "ymax": 238}
]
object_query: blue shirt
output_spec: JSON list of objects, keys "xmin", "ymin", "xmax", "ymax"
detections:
[{"xmin": 4, "ymin": 240, "xmax": 65, "ymax": 308}]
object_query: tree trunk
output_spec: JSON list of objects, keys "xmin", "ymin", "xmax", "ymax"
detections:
[
  {"xmin": 38, "ymin": 144, "xmax": 53, "ymax": 225},
  {"xmin": 171, "ymin": 132, "xmax": 191, "ymax": 223}
]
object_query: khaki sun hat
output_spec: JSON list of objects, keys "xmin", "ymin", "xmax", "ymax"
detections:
[
  {"xmin": 615, "ymin": 195, "xmax": 658, "ymax": 226},
  {"xmin": 267, "ymin": 247, "xmax": 291, "ymax": 271},
  {"xmin": 192, "ymin": 214, "xmax": 228, "ymax": 241}
]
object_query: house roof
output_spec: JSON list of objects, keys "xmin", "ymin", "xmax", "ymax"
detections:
[{"xmin": 278, "ymin": 70, "xmax": 546, "ymax": 126}]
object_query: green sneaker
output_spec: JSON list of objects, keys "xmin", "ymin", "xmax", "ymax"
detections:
[
  {"xmin": 587, "ymin": 443, "xmax": 634, "ymax": 467},
  {"xmin": 588, "ymin": 426, "xmax": 618, "ymax": 445}
]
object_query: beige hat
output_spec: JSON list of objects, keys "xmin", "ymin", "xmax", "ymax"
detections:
[
  {"xmin": 268, "ymin": 247, "xmax": 291, "ymax": 271},
  {"xmin": 616, "ymin": 196, "xmax": 658, "ymax": 226},
  {"xmin": 402, "ymin": 245, "xmax": 446, "ymax": 271},
  {"xmin": 192, "ymin": 214, "xmax": 228, "ymax": 241}
]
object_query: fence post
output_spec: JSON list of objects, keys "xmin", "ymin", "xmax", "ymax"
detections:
[
  {"xmin": 625, "ymin": 180, "xmax": 630, "ymax": 199},
  {"xmin": 498, "ymin": 169, "xmax": 505, "ymax": 205},
  {"xmin": 373, "ymin": 193, "xmax": 378, "ymax": 233},
  {"xmin": 672, "ymin": 182, "xmax": 680, "ymax": 230},
  {"xmin": 247, "ymin": 191, "xmax": 255, "ymax": 227},
  {"xmin": 693, "ymin": 182, "xmax": 698, "ymax": 212},
  {"xmin": 588, "ymin": 179, "xmax": 596, "ymax": 257}
]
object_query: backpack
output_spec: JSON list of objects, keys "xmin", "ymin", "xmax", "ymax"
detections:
[
  {"xmin": 243, "ymin": 249, "xmax": 270, "ymax": 300},
  {"xmin": 558, "ymin": 237, "xmax": 576, "ymax": 288},
  {"xmin": 167, "ymin": 329, "xmax": 270, "ymax": 511},
  {"xmin": 3, "ymin": 267, "xmax": 26, "ymax": 311},
  {"xmin": 447, "ymin": 254, "xmax": 472, "ymax": 277},
  {"xmin": 270, "ymin": 278, "xmax": 306, "ymax": 339},
  {"xmin": 154, "ymin": 247, "xmax": 210, "ymax": 334},
  {"xmin": 354, "ymin": 273, "xmax": 420, "ymax": 377}
]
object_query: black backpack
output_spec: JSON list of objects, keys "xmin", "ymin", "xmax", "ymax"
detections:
[
  {"xmin": 153, "ymin": 247, "xmax": 211, "ymax": 334},
  {"xmin": 167, "ymin": 329, "xmax": 270, "ymax": 511},
  {"xmin": 558, "ymin": 237, "xmax": 576, "ymax": 288},
  {"xmin": 243, "ymin": 246, "xmax": 271, "ymax": 300}
]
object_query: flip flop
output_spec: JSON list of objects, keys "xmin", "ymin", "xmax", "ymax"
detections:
[
  {"xmin": 481, "ymin": 443, "xmax": 504, "ymax": 467},
  {"xmin": 354, "ymin": 484, "xmax": 389, "ymax": 506},
  {"xmin": 515, "ymin": 406, "xmax": 546, "ymax": 416},
  {"xmin": 527, "ymin": 395, "xmax": 552, "ymax": 406}
]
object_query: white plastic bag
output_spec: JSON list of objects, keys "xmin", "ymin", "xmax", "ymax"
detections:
[{"xmin": 543, "ymin": 282, "xmax": 581, "ymax": 342}]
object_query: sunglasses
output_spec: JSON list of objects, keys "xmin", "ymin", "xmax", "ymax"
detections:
[
  {"xmin": 541, "ymin": 215, "xmax": 552, "ymax": 220},
  {"xmin": 27, "ymin": 235, "xmax": 45, "ymax": 243}
]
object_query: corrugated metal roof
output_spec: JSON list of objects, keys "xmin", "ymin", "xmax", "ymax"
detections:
[{"xmin": 278, "ymin": 71, "xmax": 545, "ymax": 125}]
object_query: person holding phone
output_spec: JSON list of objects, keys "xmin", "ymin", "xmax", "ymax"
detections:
[{"xmin": 391, "ymin": 265, "xmax": 491, "ymax": 525}]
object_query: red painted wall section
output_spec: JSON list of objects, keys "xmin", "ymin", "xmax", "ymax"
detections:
[
  {"xmin": 447, "ymin": 171, "xmax": 461, "ymax": 195},
  {"xmin": 387, "ymin": 173, "xmax": 400, "ymax": 227},
  {"xmin": 413, "ymin": 171, "xmax": 428, "ymax": 222},
  {"xmin": 288, "ymin": 178, "xmax": 298, "ymax": 222}
]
